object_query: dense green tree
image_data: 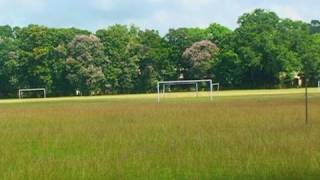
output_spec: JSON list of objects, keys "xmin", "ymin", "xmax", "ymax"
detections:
[
  {"xmin": 213, "ymin": 50, "xmax": 243, "ymax": 87},
  {"xmin": 234, "ymin": 9, "xmax": 280, "ymax": 87},
  {"xmin": 135, "ymin": 30, "xmax": 173, "ymax": 92},
  {"xmin": 12, "ymin": 25, "xmax": 90, "ymax": 96},
  {"xmin": 0, "ymin": 8, "xmax": 320, "ymax": 98},
  {"xmin": 0, "ymin": 25, "xmax": 14, "ymax": 38},
  {"xmin": 164, "ymin": 28, "xmax": 208, "ymax": 78},
  {"xmin": 310, "ymin": 20, "xmax": 320, "ymax": 34},
  {"xmin": 302, "ymin": 34, "xmax": 320, "ymax": 85},
  {"xmin": 206, "ymin": 23, "xmax": 232, "ymax": 46},
  {"xmin": 14, "ymin": 25, "xmax": 54, "ymax": 92},
  {"xmin": 66, "ymin": 34, "xmax": 107, "ymax": 95},
  {"xmin": 137, "ymin": 65, "xmax": 158, "ymax": 92},
  {"xmin": 50, "ymin": 28, "xmax": 90, "ymax": 96},
  {"xmin": 0, "ymin": 31, "xmax": 19, "ymax": 97},
  {"xmin": 96, "ymin": 25, "xmax": 140, "ymax": 93},
  {"xmin": 275, "ymin": 19, "xmax": 310, "ymax": 86},
  {"xmin": 228, "ymin": 9, "xmax": 306, "ymax": 88}
]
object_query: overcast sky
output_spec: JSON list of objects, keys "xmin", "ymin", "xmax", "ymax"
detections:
[{"xmin": 0, "ymin": 0, "xmax": 318, "ymax": 34}]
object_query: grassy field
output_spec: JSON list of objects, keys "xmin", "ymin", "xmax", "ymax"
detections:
[{"xmin": 0, "ymin": 89, "xmax": 320, "ymax": 179}]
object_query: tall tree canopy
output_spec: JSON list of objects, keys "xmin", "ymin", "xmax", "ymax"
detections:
[
  {"xmin": 182, "ymin": 40, "xmax": 219, "ymax": 79},
  {"xmin": 226, "ymin": 9, "xmax": 309, "ymax": 88},
  {"xmin": 0, "ymin": 9, "xmax": 319, "ymax": 98},
  {"xmin": 66, "ymin": 34, "xmax": 107, "ymax": 95},
  {"xmin": 96, "ymin": 25, "xmax": 140, "ymax": 93}
]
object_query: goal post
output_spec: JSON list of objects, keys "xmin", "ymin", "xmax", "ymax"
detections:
[
  {"xmin": 212, "ymin": 83, "xmax": 220, "ymax": 91},
  {"xmin": 157, "ymin": 80, "xmax": 213, "ymax": 103},
  {"xmin": 18, "ymin": 88, "xmax": 46, "ymax": 99}
]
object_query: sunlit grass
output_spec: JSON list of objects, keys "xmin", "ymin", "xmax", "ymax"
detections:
[
  {"xmin": 0, "ymin": 90, "xmax": 319, "ymax": 179},
  {"xmin": 1, "ymin": 88, "xmax": 319, "ymax": 104}
]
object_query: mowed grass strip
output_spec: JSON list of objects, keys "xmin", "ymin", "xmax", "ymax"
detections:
[
  {"xmin": 0, "ymin": 93, "xmax": 319, "ymax": 179},
  {"xmin": 1, "ymin": 88, "xmax": 319, "ymax": 104}
]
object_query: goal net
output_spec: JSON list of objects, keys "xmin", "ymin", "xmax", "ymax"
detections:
[
  {"xmin": 18, "ymin": 88, "xmax": 46, "ymax": 99},
  {"xmin": 157, "ymin": 80, "xmax": 213, "ymax": 103}
]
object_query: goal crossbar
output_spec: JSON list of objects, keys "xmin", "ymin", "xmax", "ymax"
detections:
[
  {"xmin": 158, "ymin": 79, "xmax": 213, "ymax": 84},
  {"xmin": 18, "ymin": 88, "xmax": 46, "ymax": 99},
  {"xmin": 157, "ymin": 80, "xmax": 213, "ymax": 103}
]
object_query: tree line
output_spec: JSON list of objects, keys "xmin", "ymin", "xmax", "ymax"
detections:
[{"xmin": 0, "ymin": 9, "xmax": 320, "ymax": 98}]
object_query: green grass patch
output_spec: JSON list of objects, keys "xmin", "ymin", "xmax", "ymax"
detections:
[{"xmin": 0, "ymin": 89, "xmax": 319, "ymax": 179}]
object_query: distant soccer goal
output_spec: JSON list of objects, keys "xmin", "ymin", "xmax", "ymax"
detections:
[
  {"xmin": 157, "ymin": 80, "xmax": 213, "ymax": 103},
  {"xmin": 318, "ymin": 81, "xmax": 320, "ymax": 88},
  {"xmin": 18, "ymin": 88, "xmax": 46, "ymax": 99},
  {"xmin": 212, "ymin": 83, "xmax": 220, "ymax": 91}
]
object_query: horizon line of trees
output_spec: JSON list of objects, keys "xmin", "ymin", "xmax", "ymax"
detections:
[{"xmin": 1, "ymin": 9, "xmax": 320, "ymax": 98}]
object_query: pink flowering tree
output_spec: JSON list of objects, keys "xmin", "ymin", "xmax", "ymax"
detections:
[{"xmin": 182, "ymin": 40, "xmax": 219, "ymax": 79}]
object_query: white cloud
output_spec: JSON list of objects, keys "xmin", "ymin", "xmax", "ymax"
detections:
[
  {"xmin": 177, "ymin": 0, "xmax": 212, "ymax": 10},
  {"xmin": 271, "ymin": 5, "xmax": 303, "ymax": 20},
  {"xmin": 93, "ymin": 0, "xmax": 114, "ymax": 11},
  {"xmin": 0, "ymin": 0, "xmax": 46, "ymax": 12},
  {"xmin": 0, "ymin": 0, "xmax": 47, "ymax": 26}
]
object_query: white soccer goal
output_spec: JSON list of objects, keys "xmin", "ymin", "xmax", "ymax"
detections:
[
  {"xmin": 212, "ymin": 83, "xmax": 220, "ymax": 91},
  {"xmin": 18, "ymin": 88, "xmax": 46, "ymax": 99},
  {"xmin": 318, "ymin": 81, "xmax": 320, "ymax": 88},
  {"xmin": 157, "ymin": 79, "xmax": 213, "ymax": 103}
]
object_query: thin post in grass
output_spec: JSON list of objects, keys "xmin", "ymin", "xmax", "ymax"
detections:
[
  {"xmin": 303, "ymin": 60, "xmax": 310, "ymax": 126},
  {"xmin": 195, "ymin": 83, "xmax": 199, "ymax": 97},
  {"xmin": 162, "ymin": 84, "xmax": 165, "ymax": 95},
  {"xmin": 304, "ymin": 59, "xmax": 310, "ymax": 126},
  {"xmin": 305, "ymin": 77, "xmax": 309, "ymax": 126},
  {"xmin": 157, "ymin": 82, "xmax": 160, "ymax": 103},
  {"xmin": 210, "ymin": 80, "xmax": 213, "ymax": 101}
]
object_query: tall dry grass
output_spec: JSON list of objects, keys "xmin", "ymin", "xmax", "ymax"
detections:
[{"xmin": 0, "ymin": 93, "xmax": 319, "ymax": 179}]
